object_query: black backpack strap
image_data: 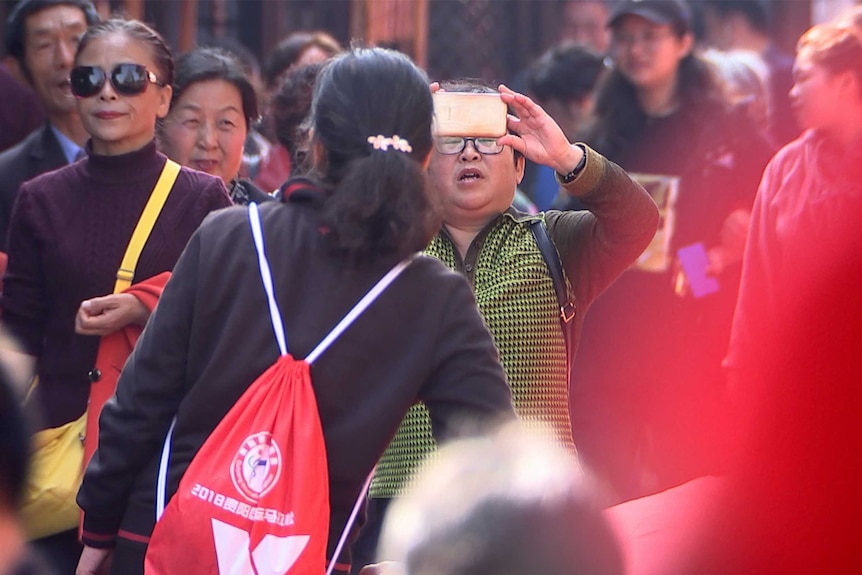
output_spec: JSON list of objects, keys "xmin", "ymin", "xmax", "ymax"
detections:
[
  {"xmin": 530, "ymin": 219, "xmax": 577, "ymax": 378},
  {"xmin": 530, "ymin": 219, "xmax": 576, "ymax": 324}
]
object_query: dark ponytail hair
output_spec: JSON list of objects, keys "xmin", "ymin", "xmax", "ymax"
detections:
[
  {"xmin": 75, "ymin": 17, "xmax": 174, "ymax": 87},
  {"xmin": 311, "ymin": 47, "xmax": 439, "ymax": 264}
]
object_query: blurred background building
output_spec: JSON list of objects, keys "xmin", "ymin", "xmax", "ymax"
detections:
[{"xmin": 1, "ymin": 0, "xmax": 849, "ymax": 84}]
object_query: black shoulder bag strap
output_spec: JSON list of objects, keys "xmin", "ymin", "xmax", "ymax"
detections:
[{"xmin": 530, "ymin": 219, "xmax": 577, "ymax": 384}]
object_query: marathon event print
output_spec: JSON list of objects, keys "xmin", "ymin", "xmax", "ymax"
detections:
[{"xmin": 144, "ymin": 357, "xmax": 331, "ymax": 575}]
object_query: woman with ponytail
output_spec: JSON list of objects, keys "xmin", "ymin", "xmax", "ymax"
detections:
[{"xmin": 76, "ymin": 47, "xmax": 515, "ymax": 575}]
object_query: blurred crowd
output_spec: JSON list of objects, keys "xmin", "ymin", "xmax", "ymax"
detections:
[{"xmin": 1, "ymin": 0, "xmax": 861, "ymax": 574}]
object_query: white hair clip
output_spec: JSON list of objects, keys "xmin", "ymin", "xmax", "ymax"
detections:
[{"xmin": 367, "ymin": 135, "xmax": 413, "ymax": 153}]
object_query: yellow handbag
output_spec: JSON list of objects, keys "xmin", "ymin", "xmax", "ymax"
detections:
[
  {"xmin": 19, "ymin": 411, "xmax": 87, "ymax": 539},
  {"xmin": 18, "ymin": 160, "xmax": 181, "ymax": 540}
]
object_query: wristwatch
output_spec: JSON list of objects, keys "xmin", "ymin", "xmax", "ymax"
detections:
[{"xmin": 555, "ymin": 144, "xmax": 587, "ymax": 184}]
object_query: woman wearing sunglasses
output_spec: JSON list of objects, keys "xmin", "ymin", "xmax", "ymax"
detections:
[
  {"xmin": 158, "ymin": 47, "xmax": 273, "ymax": 205},
  {"xmin": 0, "ymin": 18, "xmax": 231, "ymax": 572}
]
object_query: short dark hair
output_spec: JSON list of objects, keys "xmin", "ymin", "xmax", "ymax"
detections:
[
  {"xmin": 170, "ymin": 47, "xmax": 259, "ymax": 130},
  {"xmin": 203, "ymin": 36, "xmax": 261, "ymax": 82},
  {"xmin": 75, "ymin": 17, "xmax": 174, "ymax": 87},
  {"xmin": 701, "ymin": 0, "xmax": 771, "ymax": 34},
  {"xmin": 264, "ymin": 30, "xmax": 342, "ymax": 89},
  {"xmin": 311, "ymin": 47, "xmax": 439, "ymax": 264},
  {"xmin": 527, "ymin": 43, "xmax": 606, "ymax": 104},
  {"xmin": 5, "ymin": 0, "xmax": 99, "ymax": 62},
  {"xmin": 437, "ymin": 78, "xmax": 504, "ymax": 98},
  {"xmin": 270, "ymin": 62, "xmax": 323, "ymax": 171},
  {"xmin": 0, "ymin": 364, "xmax": 29, "ymax": 510}
]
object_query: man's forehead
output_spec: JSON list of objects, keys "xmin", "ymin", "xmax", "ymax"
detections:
[{"xmin": 26, "ymin": 5, "xmax": 88, "ymax": 37}]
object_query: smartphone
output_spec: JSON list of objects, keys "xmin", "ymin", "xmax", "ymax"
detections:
[
  {"xmin": 432, "ymin": 92, "xmax": 508, "ymax": 138},
  {"xmin": 677, "ymin": 242, "xmax": 720, "ymax": 298}
]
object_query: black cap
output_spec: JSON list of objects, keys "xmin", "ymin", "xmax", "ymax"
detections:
[{"xmin": 607, "ymin": 0, "xmax": 691, "ymax": 30}]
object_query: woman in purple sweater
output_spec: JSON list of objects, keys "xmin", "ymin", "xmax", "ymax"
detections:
[{"xmin": 0, "ymin": 18, "xmax": 230, "ymax": 572}]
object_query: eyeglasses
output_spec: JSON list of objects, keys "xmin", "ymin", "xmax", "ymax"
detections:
[
  {"xmin": 434, "ymin": 137, "xmax": 504, "ymax": 155},
  {"xmin": 69, "ymin": 64, "xmax": 166, "ymax": 98}
]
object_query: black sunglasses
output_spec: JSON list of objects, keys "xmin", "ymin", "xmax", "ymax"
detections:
[{"xmin": 69, "ymin": 63, "xmax": 166, "ymax": 98}]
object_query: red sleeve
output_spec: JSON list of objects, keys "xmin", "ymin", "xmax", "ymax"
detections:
[{"xmin": 125, "ymin": 271, "xmax": 170, "ymax": 312}]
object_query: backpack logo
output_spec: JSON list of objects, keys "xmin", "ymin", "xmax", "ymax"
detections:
[
  {"xmin": 212, "ymin": 518, "xmax": 309, "ymax": 575},
  {"xmin": 231, "ymin": 432, "xmax": 282, "ymax": 502}
]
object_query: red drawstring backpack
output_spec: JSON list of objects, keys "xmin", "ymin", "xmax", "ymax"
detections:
[{"xmin": 145, "ymin": 203, "xmax": 415, "ymax": 575}]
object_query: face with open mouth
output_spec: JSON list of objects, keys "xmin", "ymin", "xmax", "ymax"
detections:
[
  {"xmin": 428, "ymin": 137, "xmax": 525, "ymax": 228},
  {"xmin": 159, "ymin": 79, "xmax": 247, "ymax": 184},
  {"xmin": 21, "ymin": 5, "xmax": 89, "ymax": 116}
]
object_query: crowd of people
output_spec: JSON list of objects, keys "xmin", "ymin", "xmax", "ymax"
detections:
[{"xmin": 0, "ymin": 0, "xmax": 860, "ymax": 574}]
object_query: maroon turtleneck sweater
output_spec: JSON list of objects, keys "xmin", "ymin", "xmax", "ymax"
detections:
[{"xmin": 1, "ymin": 140, "xmax": 231, "ymax": 429}]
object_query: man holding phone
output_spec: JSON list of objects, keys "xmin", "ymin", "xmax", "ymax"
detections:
[{"xmin": 350, "ymin": 81, "xmax": 659, "ymax": 574}]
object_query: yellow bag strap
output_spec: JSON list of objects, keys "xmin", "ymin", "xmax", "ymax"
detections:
[
  {"xmin": 113, "ymin": 159, "xmax": 181, "ymax": 294},
  {"xmin": 20, "ymin": 163, "xmax": 180, "ymax": 411}
]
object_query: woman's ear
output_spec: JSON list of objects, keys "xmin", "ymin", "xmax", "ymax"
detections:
[{"xmin": 155, "ymin": 85, "xmax": 173, "ymax": 119}]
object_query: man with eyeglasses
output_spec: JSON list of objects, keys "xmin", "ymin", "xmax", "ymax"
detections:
[
  {"xmin": 350, "ymin": 81, "xmax": 659, "ymax": 575},
  {"xmin": 0, "ymin": 0, "xmax": 100, "ymax": 253}
]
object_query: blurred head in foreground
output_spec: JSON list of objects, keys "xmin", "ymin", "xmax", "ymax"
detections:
[
  {"xmin": 0, "ymin": 339, "xmax": 31, "ymax": 575},
  {"xmin": 378, "ymin": 423, "xmax": 623, "ymax": 575}
]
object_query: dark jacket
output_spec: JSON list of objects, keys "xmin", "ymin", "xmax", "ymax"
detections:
[
  {"xmin": 0, "ymin": 124, "xmax": 68, "ymax": 250},
  {"xmin": 572, "ymin": 96, "xmax": 776, "ymax": 499},
  {"xmin": 78, "ymin": 190, "xmax": 516, "ymax": 573},
  {"xmin": 0, "ymin": 63, "xmax": 45, "ymax": 153},
  {"xmin": 576, "ymin": 101, "xmax": 775, "ymax": 392}
]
